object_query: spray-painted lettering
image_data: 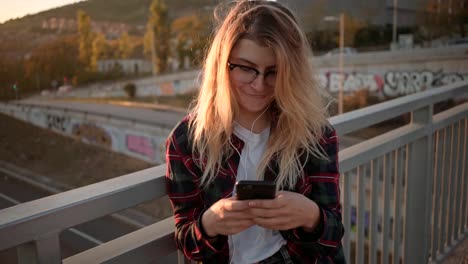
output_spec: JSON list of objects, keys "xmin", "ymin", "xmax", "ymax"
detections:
[
  {"xmin": 46, "ymin": 114, "xmax": 70, "ymax": 132},
  {"xmin": 319, "ymin": 70, "xmax": 466, "ymax": 97},
  {"xmin": 126, "ymin": 134, "xmax": 155, "ymax": 160}
]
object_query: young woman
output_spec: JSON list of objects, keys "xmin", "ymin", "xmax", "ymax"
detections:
[{"xmin": 165, "ymin": 1, "xmax": 344, "ymax": 263}]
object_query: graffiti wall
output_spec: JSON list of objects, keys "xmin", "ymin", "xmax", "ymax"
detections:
[
  {"xmin": 1, "ymin": 105, "xmax": 170, "ymax": 164},
  {"xmin": 317, "ymin": 70, "xmax": 467, "ymax": 98}
]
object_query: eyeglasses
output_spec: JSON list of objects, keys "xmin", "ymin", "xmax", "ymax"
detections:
[{"xmin": 227, "ymin": 61, "xmax": 277, "ymax": 87}]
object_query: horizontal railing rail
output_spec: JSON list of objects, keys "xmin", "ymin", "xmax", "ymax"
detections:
[
  {"xmin": 0, "ymin": 80, "xmax": 466, "ymax": 263},
  {"xmin": 329, "ymin": 80, "xmax": 468, "ymax": 136}
]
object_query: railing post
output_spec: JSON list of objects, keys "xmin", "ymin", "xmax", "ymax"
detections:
[
  {"xmin": 17, "ymin": 233, "xmax": 62, "ymax": 264},
  {"xmin": 404, "ymin": 105, "xmax": 433, "ymax": 263},
  {"xmin": 177, "ymin": 250, "xmax": 194, "ymax": 264},
  {"xmin": 35, "ymin": 233, "xmax": 61, "ymax": 264},
  {"xmin": 17, "ymin": 242, "xmax": 38, "ymax": 264}
]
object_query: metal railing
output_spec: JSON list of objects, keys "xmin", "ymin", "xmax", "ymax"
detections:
[{"xmin": 0, "ymin": 81, "xmax": 467, "ymax": 263}]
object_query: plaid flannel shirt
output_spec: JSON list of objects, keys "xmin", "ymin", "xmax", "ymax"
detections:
[{"xmin": 165, "ymin": 116, "xmax": 345, "ymax": 263}]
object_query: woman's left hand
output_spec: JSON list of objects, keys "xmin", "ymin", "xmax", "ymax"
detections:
[{"xmin": 248, "ymin": 191, "xmax": 321, "ymax": 231}]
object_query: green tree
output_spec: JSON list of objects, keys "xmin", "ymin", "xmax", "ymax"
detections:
[
  {"xmin": 171, "ymin": 14, "xmax": 210, "ymax": 69},
  {"xmin": 342, "ymin": 13, "xmax": 366, "ymax": 47},
  {"xmin": 78, "ymin": 10, "xmax": 94, "ymax": 70},
  {"xmin": 91, "ymin": 33, "xmax": 108, "ymax": 70},
  {"xmin": 146, "ymin": 0, "xmax": 171, "ymax": 74},
  {"xmin": 24, "ymin": 36, "xmax": 81, "ymax": 91},
  {"xmin": 301, "ymin": 0, "xmax": 327, "ymax": 33},
  {"xmin": 0, "ymin": 56, "xmax": 25, "ymax": 101},
  {"xmin": 119, "ymin": 31, "xmax": 133, "ymax": 59},
  {"xmin": 143, "ymin": 26, "xmax": 153, "ymax": 60}
]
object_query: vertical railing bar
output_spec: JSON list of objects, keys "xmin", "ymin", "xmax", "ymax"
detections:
[
  {"xmin": 393, "ymin": 148, "xmax": 403, "ymax": 264},
  {"xmin": 17, "ymin": 242, "xmax": 38, "ymax": 264},
  {"xmin": 402, "ymin": 144, "xmax": 409, "ymax": 262},
  {"xmin": 431, "ymin": 130, "xmax": 441, "ymax": 261},
  {"xmin": 447, "ymin": 123, "xmax": 455, "ymax": 247},
  {"xmin": 453, "ymin": 120, "xmax": 462, "ymax": 241},
  {"xmin": 382, "ymin": 152, "xmax": 391, "ymax": 264},
  {"xmin": 404, "ymin": 105, "xmax": 433, "ymax": 264},
  {"xmin": 369, "ymin": 158, "xmax": 379, "ymax": 264},
  {"xmin": 356, "ymin": 165, "xmax": 365, "ymax": 264},
  {"xmin": 440, "ymin": 127, "xmax": 448, "ymax": 253},
  {"xmin": 177, "ymin": 250, "xmax": 188, "ymax": 264},
  {"xmin": 462, "ymin": 118, "xmax": 468, "ymax": 232},
  {"xmin": 35, "ymin": 233, "xmax": 61, "ymax": 264},
  {"xmin": 343, "ymin": 171, "xmax": 351, "ymax": 263},
  {"xmin": 391, "ymin": 149, "xmax": 397, "ymax": 264}
]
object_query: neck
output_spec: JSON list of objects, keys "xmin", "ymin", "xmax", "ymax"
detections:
[{"xmin": 235, "ymin": 111, "xmax": 270, "ymax": 133}]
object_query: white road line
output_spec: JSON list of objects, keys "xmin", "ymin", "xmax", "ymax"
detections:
[
  {"xmin": 0, "ymin": 163, "xmax": 149, "ymax": 228},
  {"xmin": 0, "ymin": 192, "xmax": 21, "ymax": 204},
  {"xmin": 68, "ymin": 228, "xmax": 103, "ymax": 245},
  {"xmin": 0, "ymin": 192, "xmax": 103, "ymax": 245}
]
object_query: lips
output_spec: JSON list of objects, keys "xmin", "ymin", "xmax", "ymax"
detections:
[{"xmin": 242, "ymin": 91, "xmax": 269, "ymax": 98}]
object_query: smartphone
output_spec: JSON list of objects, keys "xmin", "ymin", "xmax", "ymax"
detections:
[{"xmin": 235, "ymin": 180, "xmax": 276, "ymax": 200}]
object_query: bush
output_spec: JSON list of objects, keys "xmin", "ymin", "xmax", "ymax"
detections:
[
  {"xmin": 343, "ymin": 89, "xmax": 382, "ymax": 113},
  {"xmin": 123, "ymin": 83, "xmax": 137, "ymax": 98}
]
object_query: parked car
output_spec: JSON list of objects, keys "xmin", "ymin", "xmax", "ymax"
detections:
[
  {"xmin": 57, "ymin": 85, "xmax": 73, "ymax": 95},
  {"xmin": 447, "ymin": 37, "xmax": 468, "ymax": 45},
  {"xmin": 324, "ymin": 47, "xmax": 358, "ymax": 56}
]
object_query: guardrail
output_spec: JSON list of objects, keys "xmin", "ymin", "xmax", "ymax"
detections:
[{"xmin": 0, "ymin": 80, "xmax": 467, "ymax": 263}]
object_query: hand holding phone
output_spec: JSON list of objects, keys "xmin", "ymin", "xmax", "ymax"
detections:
[{"xmin": 235, "ymin": 180, "xmax": 276, "ymax": 200}]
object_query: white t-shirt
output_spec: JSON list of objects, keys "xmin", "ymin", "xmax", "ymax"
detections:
[{"xmin": 229, "ymin": 122, "xmax": 286, "ymax": 264}]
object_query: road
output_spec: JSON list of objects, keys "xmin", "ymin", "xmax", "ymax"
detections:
[{"xmin": 0, "ymin": 171, "xmax": 138, "ymax": 263}]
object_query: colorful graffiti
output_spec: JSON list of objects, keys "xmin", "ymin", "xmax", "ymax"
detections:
[
  {"xmin": 160, "ymin": 82, "xmax": 175, "ymax": 95},
  {"xmin": 383, "ymin": 71, "xmax": 465, "ymax": 97},
  {"xmin": 72, "ymin": 123, "xmax": 112, "ymax": 148},
  {"xmin": 319, "ymin": 73, "xmax": 384, "ymax": 94},
  {"xmin": 125, "ymin": 134, "xmax": 155, "ymax": 160},
  {"xmin": 319, "ymin": 70, "xmax": 466, "ymax": 97}
]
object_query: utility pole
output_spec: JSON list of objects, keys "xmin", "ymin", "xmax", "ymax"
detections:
[
  {"xmin": 151, "ymin": 31, "xmax": 157, "ymax": 76},
  {"xmin": 392, "ymin": 0, "xmax": 398, "ymax": 45},
  {"xmin": 338, "ymin": 12, "xmax": 344, "ymax": 115}
]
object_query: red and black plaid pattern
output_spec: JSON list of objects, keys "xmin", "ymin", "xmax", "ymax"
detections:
[{"xmin": 165, "ymin": 116, "xmax": 345, "ymax": 263}]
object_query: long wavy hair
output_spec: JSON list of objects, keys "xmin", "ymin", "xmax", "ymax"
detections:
[{"xmin": 190, "ymin": 0, "xmax": 330, "ymax": 190}]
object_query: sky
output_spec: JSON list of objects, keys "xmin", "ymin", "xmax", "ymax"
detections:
[{"xmin": 0, "ymin": 0, "xmax": 83, "ymax": 23}]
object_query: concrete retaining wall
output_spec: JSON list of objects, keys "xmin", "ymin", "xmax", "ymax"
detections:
[{"xmin": 0, "ymin": 103, "xmax": 171, "ymax": 165}]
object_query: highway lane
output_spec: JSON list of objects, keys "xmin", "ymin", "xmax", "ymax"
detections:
[{"xmin": 0, "ymin": 172, "xmax": 138, "ymax": 261}]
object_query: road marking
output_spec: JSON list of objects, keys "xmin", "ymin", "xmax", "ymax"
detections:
[
  {"xmin": 0, "ymin": 162, "xmax": 149, "ymax": 228},
  {"xmin": 68, "ymin": 228, "xmax": 103, "ymax": 245},
  {"xmin": 0, "ymin": 191, "xmax": 103, "ymax": 245},
  {"xmin": 0, "ymin": 192, "xmax": 21, "ymax": 204}
]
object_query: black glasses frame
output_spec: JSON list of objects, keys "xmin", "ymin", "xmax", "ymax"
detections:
[{"xmin": 227, "ymin": 61, "xmax": 276, "ymax": 86}]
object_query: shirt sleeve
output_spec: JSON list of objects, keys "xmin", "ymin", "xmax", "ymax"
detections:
[
  {"xmin": 285, "ymin": 126, "xmax": 344, "ymax": 256},
  {"xmin": 165, "ymin": 123, "xmax": 228, "ymax": 261}
]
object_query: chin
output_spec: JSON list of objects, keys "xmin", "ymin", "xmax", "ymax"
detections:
[{"xmin": 240, "ymin": 102, "xmax": 270, "ymax": 114}]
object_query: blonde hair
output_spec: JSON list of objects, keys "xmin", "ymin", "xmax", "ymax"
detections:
[{"xmin": 190, "ymin": 0, "xmax": 330, "ymax": 190}]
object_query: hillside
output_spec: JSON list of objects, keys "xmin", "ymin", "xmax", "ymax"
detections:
[{"xmin": 0, "ymin": 0, "xmax": 218, "ymax": 32}]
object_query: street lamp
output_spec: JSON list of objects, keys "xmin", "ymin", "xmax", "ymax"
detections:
[
  {"xmin": 392, "ymin": 0, "xmax": 398, "ymax": 48},
  {"xmin": 323, "ymin": 13, "xmax": 345, "ymax": 115}
]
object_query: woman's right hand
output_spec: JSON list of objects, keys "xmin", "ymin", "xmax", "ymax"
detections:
[{"xmin": 201, "ymin": 196, "xmax": 254, "ymax": 237}]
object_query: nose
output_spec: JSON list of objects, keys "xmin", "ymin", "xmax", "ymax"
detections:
[{"xmin": 250, "ymin": 74, "xmax": 266, "ymax": 91}]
